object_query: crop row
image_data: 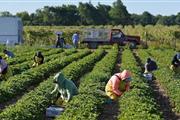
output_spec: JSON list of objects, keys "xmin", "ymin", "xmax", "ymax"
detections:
[
  {"xmin": 57, "ymin": 45, "xmax": 118, "ymax": 120},
  {"xmin": 0, "ymin": 49, "xmax": 105, "ymax": 120},
  {"xmin": 7, "ymin": 48, "xmax": 63, "ymax": 65},
  {"xmin": 0, "ymin": 50, "xmax": 91, "ymax": 103},
  {"xmin": 118, "ymin": 49, "xmax": 162, "ymax": 120},
  {"xmin": 10, "ymin": 49, "xmax": 77, "ymax": 75},
  {"xmin": 12, "ymin": 47, "xmax": 51, "ymax": 58},
  {"xmin": 137, "ymin": 48, "xmax": 180, "ymax": 113}
]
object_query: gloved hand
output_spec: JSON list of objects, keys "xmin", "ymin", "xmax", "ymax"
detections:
[
  {"xmin": 170, "ymin": 65, "xmax": 175, "ymax": 70},
  {"xmin": 64, "ymin": 99, "xmax": 69, "ymax": 103},
  {"xmin": 144, "ymin": 70, "xmax": 148, "ymax": 74},
  {"xmin": 117, "ymin": 91, "xmax": 123, "ymax": 97},
  {"xmin": 61, "ymin": 95, "xmax": 65, "ymax": 100}
]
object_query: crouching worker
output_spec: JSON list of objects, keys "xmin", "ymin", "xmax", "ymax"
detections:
[
  {"xmin": 51, "ymin": 72, "xmax": 78, "ymax": 105},
  {"xmin": 105, "ymin": 70, "xmax": 132, "ymax": 101},
  {"xmin": 144, "ymin": 58, "xmax": 158, "ymax": 74},
  {"xmin": 3, "ymin": 49, "xmax": 14, "ymax": 59},
  {"xmin": 0, "ymin": 56, "xmax": 11, "ymax": 80},
  {"xmin": 170, "ymin": 52, "xmax": 180, "ymax": 73},
  {"xmin": 143, "ymin": 58, "xmax": 158, "ymax": 81},
  {"xmin": 32, "ymin": 51, "xmax": 44, "ymax": 67}
]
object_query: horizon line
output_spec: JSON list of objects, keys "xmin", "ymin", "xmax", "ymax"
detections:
[{"xmin": 0, "ymin": 0, "xmax": 180, "ymax": 3}]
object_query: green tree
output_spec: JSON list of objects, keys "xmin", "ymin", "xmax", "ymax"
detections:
[
  {"xmin": 96, "ymin": 3, "xmax": 111, "ymax": 25},
  {"xmin": 175, "ymin": 12, "xmax": 180, "ymax": 25},
  {"xmin": 16, "ymin": 11, "xmax": 31, "ymax": 25},
  {"xmin": 109, "ymin": 0, "xmax": 131, "ymax": 25},
  {"xmin": 78, "ymin": 2, "xmax": 102, "ymax": 25},
  {"xmin": 131, "ymin": 14, "xmax": 141, "ymax": 25},
  {"xmin": 140, "ymin": 11, "xmax": 155, "ymax": 26},
  {"xmin": 0, "ymin": 11, "xmax": 13, "ymax": 17}
]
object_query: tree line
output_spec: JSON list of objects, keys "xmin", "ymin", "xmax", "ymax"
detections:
[{"xmin": 0, "ymin": 0, "xmax": 180, "ymax": 26}]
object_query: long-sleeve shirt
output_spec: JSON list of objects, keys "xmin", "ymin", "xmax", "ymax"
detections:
[
  {"xmin": 144, "ymin": 60, "xmax": 157, "ymax": 72},
  {"xmin": 72, "ymin": 33, "xmax": 79, "ymax": 43},
  {"xmin": 106, "ymin": 74, "xmax": 129, "ymax": 96},
  {"xmin": 6, "ymin": 51, "xmax": 14, "ymax": 58},
  {"xmin": 51, "ymin": 72, "xmax": 78, "ymax": 102},
  {"xmin": 172, "ymin": 54, "xmax": 180, "ymax": 67}
]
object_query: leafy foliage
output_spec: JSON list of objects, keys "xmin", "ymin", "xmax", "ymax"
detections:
[{"xmin": 118, "ymin": 49, "xmax": 162, "ymax": 120}]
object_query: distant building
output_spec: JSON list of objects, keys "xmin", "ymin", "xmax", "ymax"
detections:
[{"xmin": 0, "ymin": 17, "xmax": 23, "ymax": 45}]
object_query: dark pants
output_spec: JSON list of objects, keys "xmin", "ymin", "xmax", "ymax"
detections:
[
  {"xmin": 1, "ymin": 67, "xmax": 8, "ymax": 74},
  {"xmin": 56, "ymin": 42, "xmax": 63, "ymax": 48}
]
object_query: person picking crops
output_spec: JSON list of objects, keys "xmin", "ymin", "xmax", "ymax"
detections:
[
  {"xmin": 56, "ymin": 33, "xmax": 66, "ymax": 48},
  {"xmin": 0, "ymin": 56, "xmax": 11, "ymax": 80},
  {"xmin": 144, "ymin": 58, "xmax": 158, "ymax": 74},
  {"xmin": 3, "ymin": 49, "xmax": 14, "ymax": 59},
  {"xmin": 105, "ymin": 70, "xmax": 132, "ymax": 100},
  {"xmin": 170, "ymin": 52, "xmax": 180, "ymax": 73},
  {"xmin": 32, "ymin": 51, "xmax": 44, "ymax": 67},
  {"xmin": 51, "ymin": 72, "xmax": 78, "ymax": 104}
]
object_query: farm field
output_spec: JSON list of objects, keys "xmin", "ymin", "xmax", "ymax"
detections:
[
  {"xmin": 23, "ymin": 25, "xmax": 180, "ymax": 50},
  {"xmin": 0, "ymin": 45, "xmax": 179, "ymax": 120},
  {"xmin": 1, "ymin": 0, "xmax": 180, "ymax": 119}
]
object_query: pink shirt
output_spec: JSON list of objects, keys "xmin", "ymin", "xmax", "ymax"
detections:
[{"xmin": 108, "ymin": 73, "xmax": 130, "ymax": 96}]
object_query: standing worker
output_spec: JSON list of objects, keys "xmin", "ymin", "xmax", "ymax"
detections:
[
  {"xmin": 56, "ymin": 33, "xmax": 66, "ymax": 48},
  {"xmin": 72, "ymin": 32, "xmax": 79, "ymax": 48},
  {"xmin": 170, "ymin": 52, "xmax": 180, "ymax": 73},
  {"xmin": 32, "ymin": 51, "xmax": 44, "ymax": 67},
  {"xmin": 105, "ymin": 70, "xmax": 132, "ymax": 101},
  {"xmin": 3, "ymin": 49, "xmax": 14, "ymax": 59}
]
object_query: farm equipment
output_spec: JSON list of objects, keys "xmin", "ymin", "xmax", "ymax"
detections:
[{"xmin": 81, "ymin": 28, "xmax": 141, "ymax": 48}]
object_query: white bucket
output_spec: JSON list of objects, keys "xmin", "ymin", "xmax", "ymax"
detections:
[
  {"xmin": 143, "ymin": 73, "xmax": 153, "ymax": 81},
  {"xmin": 46, "ymin": 106, "xmax": 64, "ymax": 117}
]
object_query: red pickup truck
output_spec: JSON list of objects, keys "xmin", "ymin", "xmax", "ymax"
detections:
[{"xmin": 81, "ymin": 28, "xmax": 141, "ymax": 48}]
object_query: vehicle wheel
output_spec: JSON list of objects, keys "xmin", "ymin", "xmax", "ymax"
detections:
[{"xmin": 129, "ymin": 42, "xmax": 137, "ymax": 49}]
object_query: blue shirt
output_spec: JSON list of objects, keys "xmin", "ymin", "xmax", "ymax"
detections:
[{"xmin": 6, "ymin": 51, "xmax": 14, "ymax": 58}]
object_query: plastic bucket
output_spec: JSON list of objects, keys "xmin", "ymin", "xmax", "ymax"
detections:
[
  {"xmin": 46, "ymin": 106, "xmax": 64, "ymax": 117},
  {"xmin": 143, "ymin": 73, "xmax": 153, "ymax": 81}
]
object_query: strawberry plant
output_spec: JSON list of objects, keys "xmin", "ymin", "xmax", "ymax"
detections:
[
  {"xmin": 0, "ymin": 49, "xmax": 105, "ymax": 120},
  {"xmin": 118, "ymin": 49, "xmax": 162, "ymax": 120}
]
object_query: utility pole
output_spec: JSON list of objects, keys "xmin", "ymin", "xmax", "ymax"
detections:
[{"xmin": 145, "ymin": 31, "xmax": 148, "ymax": 47}]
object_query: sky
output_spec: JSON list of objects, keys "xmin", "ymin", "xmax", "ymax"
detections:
[{"xmin": 0, "ymin": 0, "xmax": 179, "ymax": 16}]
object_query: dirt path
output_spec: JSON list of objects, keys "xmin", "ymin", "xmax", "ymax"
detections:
[
  {"xmin": 132, "ymin": 50, "xmax": 180, "ymax": 120},
  {"xmin": 150, "ymin": 80, "xmax": 180, "ymax": 120},
  {"xmin": 98, "ymin": 48, "xmax": 122, "ymax": 120}
]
